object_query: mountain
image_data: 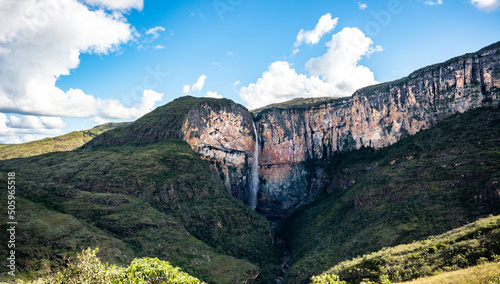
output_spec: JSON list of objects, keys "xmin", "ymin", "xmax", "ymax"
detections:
[
  {"xmin": 0, "ymin": 42, "xmax": 499, "ymax": 283},
  {"xmin": 311, "ymin": 214, "xmax": 500, "ymax": 283},
  {"xmin": 87, "ymin": 42, "xmax": 500, "ymax": 222},
  {"xmin": 0, "ymin": 138, "xmax": 278, "ymax": 282},
  {"xmin": 278, "ymin": 106, "xmax": 500, "ymax": 283},
  {"xmin": 0, "ymin": 122, "xmax": 130, "ymax": 160},
  {"xmin": 253, "ymin": 41, "xmax": 499, "ymax": 220}
]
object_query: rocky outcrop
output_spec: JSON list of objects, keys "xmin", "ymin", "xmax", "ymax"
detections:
[
  {"xmin": 254, "ymin": 42, "xmax": 500, "ymax": 220},
  {"xmin": 181, "ymin": 101, "xmax": 257, "ymax": 203},
  {"xmin": 115, "ymin": 43, "xmax": 499, "ymax": 221}
]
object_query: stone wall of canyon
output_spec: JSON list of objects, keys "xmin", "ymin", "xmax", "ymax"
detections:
[{"xmin": 178, "ymin": 43, "xmax": 500, "ymax": 220}]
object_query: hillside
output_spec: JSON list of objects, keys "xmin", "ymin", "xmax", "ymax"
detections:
[
  {"xmin": 311, "ymin": 214, "xmax": 500, "ymax": 283},
  {"xmin": 0, "ymin": 126, "xmax": 279, "ymax": 281},
  {"xmin": 278, "ymin": 107, "xmax": 500, "ymax": 283},
  {"xmin": 0, "ymin": 122, "xmax": 130, "ymax": 161}
]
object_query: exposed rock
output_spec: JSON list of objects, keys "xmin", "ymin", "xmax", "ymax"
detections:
[
  {"xmin": 253, "ymin": 42, "xmax": 500, "ymax": 219},
  {"xmin": 181, "ymin": 101, "xmax": 257, "ymax": 203}
]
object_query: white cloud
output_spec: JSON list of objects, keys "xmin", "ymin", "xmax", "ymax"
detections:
[
  {"xmin": 227, "ymin": 51, "xmax": 234, "ymax": 56},
  {"xmin": 7, "ymin": 115, "xmax": 67, "ymax": 129},
  {"xmin": 0, "ymin": 0, "xmax": 148, "ymax": 120},
  {"xmin": 0, "ymin": 113, "xmax": 67, "ymax": 143},
  {"xmin": 98, "ymin": 89, "xmax": 163, "ymax": 119},
  {"xmin": 306, "ymin": 27, "xmax": 380, "ymax": 90},
  {"xmin": 81, "ymin": 0, "xmax": 144, "ymax": 11},
  {"xmin": 233, "ymin": 80, "xmax": 241, "ymax": 86},
  {"xmin": 183, "ymin": 75, "xmax": 207, "ymax": 94},
  {"xmin": 91, "ymin": 116, "xmax": 108, "ymax": 125},
  {"xmin": 146, "ymin": 26, "xmax": 166, "ymax": 40},
  {"xmin": 358, "ymin": 2, "xmax": 368, "ymax": 9},
  {"xmin": 239, "ymin": 62, "xmax": 337, "ymax": 109},
  {"xmin": 212, "ymin": 62, "xmax": 222, "ymax": 67},
  {"xmin": 154, "ymin": 45, "xmax": 165, "ymax": 50},
  {"xmin": 239, "ymin": 26, "xmax": 381, "ymax": 110},
  {"xmin": 470, "ymin": 0, "xmax": 500, "ymax": 11},
  {"xmin": 425, "ymin": 0, "xmax": 443, "ymax": 5},
  {"xmin": 206, "ymin": 91, "xmax": 223, "ymax": 99},
  {"xmin": 294, "ymin": 13, "xmax": 338, "ymax": 47}
]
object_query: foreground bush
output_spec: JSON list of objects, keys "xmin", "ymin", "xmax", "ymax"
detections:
[{"xmin": 16, "ymin": 248, "xmax": 203, "ymax": 284}]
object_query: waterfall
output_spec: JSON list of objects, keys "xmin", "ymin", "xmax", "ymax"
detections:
[{"xmin": 249, "ymin": 122, "xmax": 259, "ymax": 210}]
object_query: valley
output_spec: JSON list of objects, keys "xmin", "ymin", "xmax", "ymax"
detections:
[{"xmin": 0, "ymin": 42, "xmax": 499, "ymax": 284}]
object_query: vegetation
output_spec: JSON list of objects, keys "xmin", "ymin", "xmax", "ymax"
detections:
[
  {"xmin": 312, "ymin": 214, "xmax": 500, "ymax": 283},
  {"xmin": 84, "ymin": 96, "xmax": 250, "ymax": 147},
  {"xmin": 279, "ymin": 107, "xmax": 500, "ymax": 283},
  {"xmin": 401, "ymin": 261, "xmax": 500, "ymax": 284},
  {"xmin": 251, "ymin": 97, "xmax": 341, "ymax": 115},
  {"xmin": 0, "ymin": 122, "xmax": 129, "ymax": 160},
  {"xmin": 14, "ymin": 248, "xmax": 203, "ymax": 284},
  {"xmin": 0, "ymin": 130, "xmax": 278, "ymax": 281}
]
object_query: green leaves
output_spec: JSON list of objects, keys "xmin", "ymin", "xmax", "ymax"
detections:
[{"xmin": 17, "ymin": 248, "xmax": 204, "ymax": 284}]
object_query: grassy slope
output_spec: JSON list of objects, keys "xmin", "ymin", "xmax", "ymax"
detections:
[
  {"xmin": 279, "ymin": 107, "xmax": 500, "ymax": 283},
  {"xmin": 250, "ymin": 97, "xmax": 340, "ymax": 114},
  {"xmin": 84, "ymin": 96, "xmax": 248, "ymax": 147},
  {"xmin": 0, "ymin": 122, "xmax": 130, "ymax": 161},
  {"xmin": 312, "ymin": 214, "xmax": 500, "ymax": 283},
  {"xmin": 0, "ymin": 140, "xmax": 272, "ymax": 283},
  {"xmin": 0, "ymin": 98, "xmax": 279, "ymax": 283},
  {"xmin": 402, "ymin": 261, "xmax": 500, "ymax": 284}
]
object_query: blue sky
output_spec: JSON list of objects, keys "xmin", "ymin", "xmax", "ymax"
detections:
[{"xmin": 0, "ymin": 0, "xmax": 499, "ymax": 143}]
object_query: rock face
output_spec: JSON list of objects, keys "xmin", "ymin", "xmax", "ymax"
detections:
[
  {"xmin": 252, "ymin": 42, "xmax": 500, "ymax": 219},
  {"xmin": 181, "ymin": 101, "xmax": 257, "ymax": 203},
  {"xmin": 167, "ymin": 43, "xmax": 500, "ymax": 220}
]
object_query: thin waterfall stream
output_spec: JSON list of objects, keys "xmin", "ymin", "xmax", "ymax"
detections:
[{"xmin": 249, "ymin": 122, "xmax": 259, "ymax": 210}]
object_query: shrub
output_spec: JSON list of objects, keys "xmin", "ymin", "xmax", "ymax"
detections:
[{"xmin": 16, "ymin": 248, "xmax": 203, "ymax": 284}]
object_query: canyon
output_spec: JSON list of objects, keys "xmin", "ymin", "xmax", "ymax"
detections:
[{"xmin": 177, "ymin": 42, "xmax": 500, "ymax": 220}]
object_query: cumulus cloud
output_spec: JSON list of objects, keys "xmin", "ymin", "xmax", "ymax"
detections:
[
  {"xmin": 154, "ymin": 45, "xmax": 165, "ymax": 50},
  {"xmin": 81, "ymin": 0, "xmax": 144, "ymax": 11},
  {"xmin": 0, "ymin": 113, "xmax": 66, "ymax": 143},
  {"xmin": 7, "ymin": 115, "xmax": 67, "ymax": 129},
  {"xmin": 294, "ymin": 13, "xmax": 338, "ymax": 47},
  {"xmin": 98, "ymin": 89, "xmax": 163, "ymax": 119},
  {"xmin": 239, "ymin": 62, "xmax": 338, "ymax": 109},
  {"xmin": 470, "ymin": 0, "xmax": 500, "ymax": 11},
  {"xmin": 206, "ymin": 91, "xmax": 223, "ymax": 99},
  {"xmin": 146, "ymin": 26, "xmax": 166, "ymax": 40},
  {"xmin": 424, "ymin": 0, "xmax": 443, "ymax": 6},
  {"xmin": 183, "ymin": 75, "xmax": 207, "ymax": 94},
  {"xmin": 306, "ymin": 27, "xmax": 381, "ymax": 91},
  {"xmin": 233, "ymin": 80, "xmax": 241, "ymax": 86},
  {"xmin": 240, "ymin": 25, "xmax": 381, "ymax": 110},
  {"xmin": 0, "ymin": 0, "xmax": 163, "ymax": 143},
  {"xmin": 0, "ymin": 0, "xmax": 144, "ymax": 118},
  {"xmin": 358, "ymin": 2, "xmax": 368, "ymax": 9}
]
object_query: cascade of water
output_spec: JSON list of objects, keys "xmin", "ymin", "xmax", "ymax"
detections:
[{"xmin": 249, "ymin": 122, "xmax": 259, "ymax": 210}]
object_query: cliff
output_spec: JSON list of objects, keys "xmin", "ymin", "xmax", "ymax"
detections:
[
  {"xmin": 86, "ymin": 97, "xmax": 258, "ymax": 205},
  {"xmin": 254, "ymin": 42, "xmax": 500, "ymax": 219},
  {"xmin": 87, "ymin": 42, "xmax": 500, "ymax": 221}
]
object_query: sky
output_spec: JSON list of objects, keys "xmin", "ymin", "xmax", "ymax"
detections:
[{"xmin": 0, "ymin": 0, "xmax": 499, "ymax": 143}]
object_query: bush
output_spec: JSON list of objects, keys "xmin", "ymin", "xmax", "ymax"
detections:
[
  {"xmin": 311, "ymin": 273, "xmax": 347, "ymax": 284},
  {"xmin": 16, "ymin": 248, "xmax": 203, "ymax": 284}
]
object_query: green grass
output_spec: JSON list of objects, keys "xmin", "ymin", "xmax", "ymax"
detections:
[
  {"xmin": 0, "ymin": 122, "xmax": 129, "ymax": 161},
  {"xmin": 402, "ymin": 261, "xmax": 500, "ymax": 284},
  {"xmin": 84, "ymin": 96, "xmax": 250, "ymax": 147},
  {"xmin": 0, "ymin": 138, "xmax": 278, "ymax": 283},
  {"xmin": 251, "ymin": 97, "xmax": 341, "ymax": 114},
  {"xmin": 279, "ymin": 107, "xmax": 500, "ymax": 283},
  {"xmin": 312, "ymin": 214, "xmax": 500, "ymax": 283}
]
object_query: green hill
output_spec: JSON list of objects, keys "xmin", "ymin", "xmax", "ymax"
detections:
[
  {"xmin": 311, "ymin": 214, "xmax": 500, "ymax": 283},
  {"xmin": 0, "ymin": 122, "xmax": 130, "ymax": 161},
  {"xmin": 0, "ymin": 101, "xmax": 279, "ymax": 283},
  {"xmin": 279, "ymin": 107, "xmax": 500, "ymax": 283}
]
